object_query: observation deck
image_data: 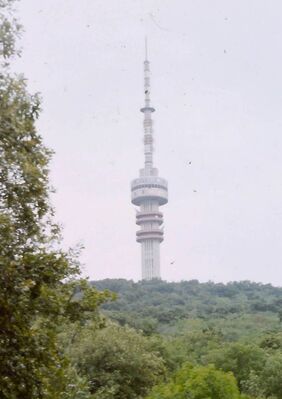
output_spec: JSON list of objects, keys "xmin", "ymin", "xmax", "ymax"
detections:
[
  {"xmin": 136, "ymin": 228, "xmax": 164, "ymax": 243},
  {"xmin": 136, "ymin": 210, "xmax": 163, "ymax": 225},
  {"xmin": 131, "ymin": 176, "xmax": 168, "ymax": 206}
]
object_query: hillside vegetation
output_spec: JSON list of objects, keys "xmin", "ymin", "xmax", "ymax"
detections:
[
  {"xmin": 92, "ymin": 279, "xmax": 282, "ymax": 338},
  {"xmin": 87, "ymin": 279, "xmax": 282, "ymax": 398}
]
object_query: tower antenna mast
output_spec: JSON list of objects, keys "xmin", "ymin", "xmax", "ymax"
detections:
[{"xmin": 145, "ymin": 36, "xmax": 148, "ymax": 60}]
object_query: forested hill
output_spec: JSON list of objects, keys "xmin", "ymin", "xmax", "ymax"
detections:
[{"xmin": 92, "ymin": 279, "xmax": 282, "ymax": 338}]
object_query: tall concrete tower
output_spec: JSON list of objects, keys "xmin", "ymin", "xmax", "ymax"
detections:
[{"xmin": 131, "ymin": 42, "xmax": 168, "ymax": 280}]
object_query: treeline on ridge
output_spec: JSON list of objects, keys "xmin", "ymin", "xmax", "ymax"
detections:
[{"xmin": 91, "ymin": 279, "xmax": 282, "ymax": 337}]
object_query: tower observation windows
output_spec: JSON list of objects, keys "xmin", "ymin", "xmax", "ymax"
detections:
[{"xmin": 131, "ymin": 183, "xmax": 167, "ymax": 191}]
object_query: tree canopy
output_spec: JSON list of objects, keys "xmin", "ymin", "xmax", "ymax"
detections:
[
  {"xmin": 64, "ymin": 322, "xmax": 166, "ymax": 399},
  {"xmin": 147, "ymin": 364, "xmax": 242, "ymax": 399},
  {"xmin": 0, "ymin": 2, "xmax": 109, "ymax": 397}
]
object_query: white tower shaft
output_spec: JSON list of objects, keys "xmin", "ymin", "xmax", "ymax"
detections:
[{"xmin": 131, "ymin": 42, "xmax": 168, "ymax": 280}]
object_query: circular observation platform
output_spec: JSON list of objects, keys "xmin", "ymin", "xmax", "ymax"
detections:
[
  {"xmin": 131, "ymin": 176, "xmax": 168, "ymax": 206},
  {"xmin": 136, "ymin": 228, "xmax": 164, "ymax": 243},
  {"xmin": 136, "ymin": 211, "xmax": 163, "ymax": 226}
]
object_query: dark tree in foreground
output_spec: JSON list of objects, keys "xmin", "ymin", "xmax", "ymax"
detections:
[{"xmin": 0, "ymin": 1, "xmax": 109, "ymax": 398}]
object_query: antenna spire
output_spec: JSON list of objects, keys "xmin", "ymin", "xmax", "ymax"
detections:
[
  {"xmin": 141, "ymin": 38, "xmax": 155, "ymax": 172},
  {"xmin": 141, "ymin": 38, "xmax": 154, "ymax": 111},
  {"xmin": 145, "ymin": 36, "xmax": 148, "ymax": 60}
]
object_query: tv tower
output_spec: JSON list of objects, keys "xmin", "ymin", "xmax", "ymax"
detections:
[{"xmin": 131, "ymin": 40, "xmax": 168, "ymax": 280}]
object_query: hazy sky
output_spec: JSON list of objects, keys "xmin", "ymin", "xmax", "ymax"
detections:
[{"xmin": 14, "ymin": 0, "xmax": 282, "ymax": 285}]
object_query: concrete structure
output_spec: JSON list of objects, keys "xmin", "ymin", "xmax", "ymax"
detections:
[{"xmin": 131, "ymin": 43, "xmax": 168, "ymax": 280}]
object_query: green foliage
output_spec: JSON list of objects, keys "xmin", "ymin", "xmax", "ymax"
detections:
[
  {"xmin": 260, "ymin": 353, "xmax": 282, "ymax": 398},
  {"xmin": 165, "ymin": 327, "xmax": 223, "ymax": 366},
  {"xmin": 92, "ymin": 279, "xmax": 281, "ymax": 338},
  {"xmin": 205, "ymin": 343, "xmax": 266, "ymax": 390},
  {"xmin": 0, "ymin": 0, "xmax": 21, "ymax": 64},
  {"xmin": 259, "ymin": 331, "xmax": 282, "ymax": 351},
  {"xmin": 93, "ymin": 279, "xmax": 282, "ymax": 398},
  {"xmin": 44, "ymin": 364, "xmax": 93, "ymax": 399},
  {"xmin": 0, "ymin": 3, "xmax": 110, "ymax": 397},
  {"xmin": 66, "ymin": 322, "xmax": 166, "ymax": 399},
  {"xmin": 147, "ymin": 364, "xmax": 241, "ymax": 399}
]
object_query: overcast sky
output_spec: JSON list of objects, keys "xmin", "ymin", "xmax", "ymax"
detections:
[{"xmin": 14, "ymin": 0, "xmax": 282, "ymax": 285}]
